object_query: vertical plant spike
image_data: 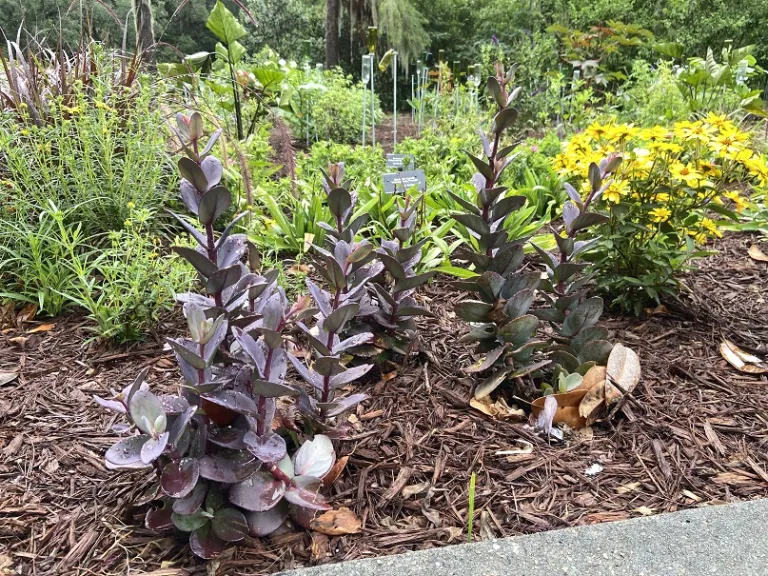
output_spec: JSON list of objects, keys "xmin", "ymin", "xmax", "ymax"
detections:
[
  {"xmin": 531, "ymin": 156, "xmax": 621, "ymax": 389},
  {"xmin": 98, "ymin": 112, "xmax": 338, "ymax": 560},
  {"xmin": 289, "ymin": 163, "xmax": 381, "ymax": 426},
  {"xmin": 452, "ymin": 64, "xmax": 549, "ymax": 400},
  {"xmin": 359, "ymin": 195, "xmax": 436, "ymax": 355}
]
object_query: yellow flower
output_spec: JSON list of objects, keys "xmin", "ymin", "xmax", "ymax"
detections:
[
  {"xmin": 607, "ymin": 123, "xmax": 639, "ymax": 142},
  {"xmin": 669, "ymin": 162, "xmax": 704, "ymax": 187},
  {"xmin": 124, "ymin": 219, "xmax": 133, "ymax": 227},
  {"xmin": 602, "ymin": 179, "xmax": 630, "ymax": 204},
  {"xmin": 652, "ymin": 192, "xmax": 670, "ymax": 202},
  {"xmin": 700, "ymin": 217, "xmax": 723, "ymax": 238},
  {"xmin": 127, "ymin": 201, "xmax": 136, "ymax": 210},
  {"xmin": 705, "ymin": 113, "xmax": 730, "ymax": 130},
  {"xmin": 674, "ymin": 120, "xmax": 715, "ymax": 143},
  {"xmin": 649, "ymin": 207, "xmax": 671, "ymax": 223},
  {"xmin": 708, "ymin": 126, "xmax": 749, "ymax": 157},
  {"xmin": 723, "ymin": 190, "xmax": 748, "ymax": 213},
  {"xmin": 585, "ymin": 122, "xmax": 611, "ymax": 141},
  {"xmin": 640, "ymin": 126, "xmax": 670, "ymax": 142},
  {"xmin": 697, "ymin": 160, "xmax": 722, "ymax": 179}
]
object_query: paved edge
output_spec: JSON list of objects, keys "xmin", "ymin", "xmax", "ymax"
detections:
[{"xmin": 279, "ymin": 499, "xmax": 768, "ymax": 576}]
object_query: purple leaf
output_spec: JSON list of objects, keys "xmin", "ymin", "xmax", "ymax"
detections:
[
  {"xmin": 168, "ymin": 406, "xmax": 196, "ymax": 445},
  {"xmin": 211, "ymin": 508, "xmax": 249, "ymax": 542},
  {"xmin": 293, "ymin": 435, "xmax": 335, "ymax": 478},
  {"xmin": 173, "ymin": 480, "xmax": 208, "ymax": 515},
  {"xmin": 229, "ymin": 471, "xmax": 286, "ymax": 512},
  {"xmin": 471, "ymin": 172, "xmax": 487, "ymax": 193},
  {"xmin": 244, "ymin": 431, "xmax": 287, "ymax": 464},
  {"xmin": 287, "ymin": 354, "xmax": 324, "ymax": 390},
  {"xmin": 307, "ymin": 280, "xmax": 332, "ymax": 317},
  {"xmin": 251, "ymin": 379, "xmax": 300, "ymax": 398},
  {"xmin": 167, "ymin": 338, "xmax": 207, "ymax": 370},
  {"xmin": 332, "ymin": 333, "xmax": 374, "ymax": 355},
  {"xmin": 217, "ymin": 235, "xmax": 247, "ymax": 268},
  {"xmin": 200, "ymin": 390, "xmax": 259, "ymax": 416},
  {"xmin": 200, "ymin": 155, "xmax": 223, "ymax": 189},
  {"xmin": 563, "ymin": 200, "xmax": 579, "ymax": 234},
  {"xmin": 141, "ymin": 432, "xmax": 169, "ymax": 464},
  {"xmin": 145, "ymin": 501, "xmax": 174, "ymax": 532},
  {"xmin": 208, "ymin": 427, "xmax": 246, "ymax": 449},
  {"xmin": 161, "ymin": 458, "xmax": 200, "ymax": 498},
  {"xmin": 290, "ymin": 504, "xmax": 319, "ymax": 529},
  {"xmin": 329, "ymin": 364, "xmax": 373, "ymax": 389},
  {"xmin": 105, "ymin": 434, "xmax": 150, "ymax": 467},
  {"xmin": 283, "ymin": 475, "xmax": 331, "ymax": 511},
  {"xmin": 198, "ymin": 452, "xmax": 260, "ymax": 483},
  {"xmin": 564, "ymin": 182, "xmax": 582, "ymax": 205},
  {"xmin": 321, "ymin": 393, "xmax": 368, "ymax": 418},
  {"xmin": 198, "ymin": 186, "xmax": 232, "ymax": 226},
  {"xmin": 233, "ymin": 327, "xmax": 267, "ymax": 376},
  {"xmin": 159, "ymin": 395, "xmax": 190, "ymax": 415},
  {"xmin": 246, "ymin": 500, "xmax": 289, "ymax": 536},
  {"xmin": 92, "ymin": 395, "xmax": 126, "ymax": 413},
  {"xmin": 189, "ymin": 524, "xmax": 225, "ymax": 560},
  {"xmin": 180, "ymin": 179, "xmax": 201, "ymax": 215}
]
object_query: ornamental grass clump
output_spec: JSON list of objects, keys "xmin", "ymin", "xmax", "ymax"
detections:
[
  {"xmin": 97, "ymin": 112, "xmax": 340, "ymax": 559},
  {"xmin": 451, "ymin": 64, "xmax": 550, "ymax": 401},
  {"xmin": 554, "ymin": 116, "xmax": 762, "ymax": 313}
]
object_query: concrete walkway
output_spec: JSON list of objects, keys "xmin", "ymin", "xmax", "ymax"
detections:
[{"xmin": 280, "ymin": 499, "xmax": 768, "ymax": 576}]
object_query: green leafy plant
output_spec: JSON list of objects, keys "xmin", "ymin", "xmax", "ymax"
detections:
[
  {"xmin": 674, "ymin": 44, "xmax": 765, "ymax": 117},
  {"xmin": 98, "ymin": 112, "xmax": 338, "ymax": 559},
  {"xmin": 452, "ymin": 65, "xmax": 549, "ymax": 400}
]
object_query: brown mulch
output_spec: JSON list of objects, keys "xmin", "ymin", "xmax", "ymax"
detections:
[{"xmin": 2, "ymin": 232, "xmax": 768, "ymax": 575}]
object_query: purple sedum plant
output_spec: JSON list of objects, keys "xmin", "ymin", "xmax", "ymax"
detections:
[
  {"xmin": 96, "ymin": 112, "xmax": 338, "ymax": 559},
  {"xmin": 359, "ymin": 194, "xmax": 435, "ymax": 355},
  {"xmin": 531, "ymin": 156, "xmax": 622, "ymax": 389},
  {"xmin": 289, "ymin": 164, "xmax": 381, "ymax": 427},
  {"xmin": 452, "ymin": 65, "xmax": 549, "ymax": 400}
]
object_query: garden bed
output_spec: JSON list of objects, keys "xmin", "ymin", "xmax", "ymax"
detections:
[{"xmin": 1, "ymin": 231, "xmax": 768, "ymax": 576}]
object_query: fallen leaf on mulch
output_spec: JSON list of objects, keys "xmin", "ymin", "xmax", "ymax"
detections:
[
  {"xmin": 606, "ymin": 344, "xmax": 642, "ymax": 402},
  {"xmin": 310, "ymin": 531, "xmax": 330, "ymax": 559},
  {"xmin": 616, "ymin": 482, "xmax": 642, "ymax": 494},
  {"xmin": 16, "ymin": 303, "xmax": 37, "ymax": 324},
  {"xmin": 322, "ymin": 455, "xmax": 349, "ymax": 487},
  {"xmin": 681, "ymin": 490, "xmax": 701, "ymax": 501},
  {"xmin": 310, "ymin": 507, "xmax": 362, "ymax": 536},
  {"xmin": 719, "ymin": 339, "xmax": 768, "ymax": 374},
  {"xmin": 633, "ymin": 506, "xmax": 655, "ymax": 516},
  {"xmin": 469, "ymin": 395, "xmax": 525, "ymax": 420},
  {"xmin": 0, "ymin": 371, "xmax": 18, "ymax": 386},
  {"xmin": 712, "ymin": 472, "xmax": 754, "ymax": 486},
  {"xmin": 531, "ymin": 389, "xmax": 588, "ymax": 429},
  {"xmin": 494, "ymin": 439, "xmax": 534, "ymax": 461},
  {"xmin": 402, "ymin": 482, "xmax": 430, "ymax": 499},
  {"xmin": 0, "ymin": 554, "xmax": 14, "ymax": 576},
  {"xmin": 748, "ymin": 244, "xmax": 768, "ymax": 262},
  {"xmin": 26, "ymin": 323, "xmax": 55, "ymax": 334}
]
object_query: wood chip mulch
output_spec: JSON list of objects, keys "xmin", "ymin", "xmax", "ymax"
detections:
[{"xmin": 1, "ymin": 232, "xmax": 767, "ymax": 576}]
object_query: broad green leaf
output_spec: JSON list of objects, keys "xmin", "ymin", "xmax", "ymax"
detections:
[{"xmin": 206, "ymin": 0, "xmax": 247, "ymax": 45}]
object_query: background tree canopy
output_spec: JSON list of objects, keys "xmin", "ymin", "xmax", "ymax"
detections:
[{"xmin": 2, "ymin": 0, "xmax": 768, "ymax": 77}]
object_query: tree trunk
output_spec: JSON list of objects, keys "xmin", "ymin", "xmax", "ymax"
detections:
[
  {"xmin": 325, "ymin": 0, "xmax": 340, "ymax": 68},
  {"xmin": 133, "ymin": 0, "xmax": 156, "ymax": 66}
]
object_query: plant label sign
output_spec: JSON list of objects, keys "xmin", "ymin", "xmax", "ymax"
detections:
[
  {"xmin": 386, "ymin": 153, "xmax": 415, "ymax": 171},
  {"xmin": 383, "ymin": 169, "xmax": 426, "ymax": 194}
]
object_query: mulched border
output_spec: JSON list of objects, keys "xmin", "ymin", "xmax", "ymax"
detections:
[{"xmin": 1, "ymin": 232, "xmax": 767, "ymax": 575}]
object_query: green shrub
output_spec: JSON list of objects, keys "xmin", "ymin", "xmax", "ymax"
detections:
[{"xmin": 617, "ymin": 60, "xmax": 688, "ymax": 125}]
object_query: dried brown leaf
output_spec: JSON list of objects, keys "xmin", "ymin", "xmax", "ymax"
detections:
[
  {"xmin": 748, "ymin": 244, "xmax": 768, "ymax": 262},
  {"xmin": 0, "ymin": 371, "xmax": 18, "ymax": 386},
  {"xmin": 579, "ymin": 381, "xmax": 606, "ymax": 419},
  {"xmin": 469, "ymin": 395, "xmax": 525, "ymax": 420},
  {"xmin": 26, "ymin": 323, "xmax": 55, "ymax": 334},
  {"xmin": 606, "ymin": 344, "xmax": 641, "ymax": 402},
  {"xmin": 310, "ymin": 507, "xmax": 362, "ymax": 536},
  {"xmin": 719, "ymin": 340, "xmax": 768, "ymax": 374}
]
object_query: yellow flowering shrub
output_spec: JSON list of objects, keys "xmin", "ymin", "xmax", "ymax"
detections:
[{"xmin": 553, "ymin": 116, "xmax": 765, "ymax": 313}]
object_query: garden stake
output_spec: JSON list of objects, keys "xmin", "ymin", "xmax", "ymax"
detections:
[
  {"xmin": 361, "ymin": 54, "xmax": 369, "ymax": 146},
  {"xmin": 391, "ymin": 51, "xmax": 398, "ymax": 149}
]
